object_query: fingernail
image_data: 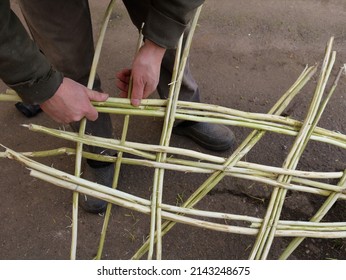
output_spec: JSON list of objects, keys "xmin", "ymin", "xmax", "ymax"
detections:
[{"xmin": 132, "ymin": 99, "xmax": 140, "ymax": 106}]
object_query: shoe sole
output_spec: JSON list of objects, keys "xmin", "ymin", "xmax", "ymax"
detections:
[{"xmin": 173, "ymin": 126, "xmax": 234, "ymax": 151}]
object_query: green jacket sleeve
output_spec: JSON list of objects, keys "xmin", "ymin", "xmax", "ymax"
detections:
[
  {"xmin": 143, "ymin": 0, "xmax": 204, "ymax": 49},
  {"xmin": 0, "ymin": 1, "xmax": 63, "ymax": 104}
]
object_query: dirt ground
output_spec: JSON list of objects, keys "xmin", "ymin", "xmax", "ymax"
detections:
[{"xmin": 0, "ymin": 0, "xmax": 346, "ymax": 260}]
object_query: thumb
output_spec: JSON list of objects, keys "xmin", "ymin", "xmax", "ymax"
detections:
[
  {"xmin": 84, "ymin": 103, "xmax": 99, "ymax": 121},
  {"xmin": 87, "ymin": 89, "xmax": 109, "ymax": 102}
]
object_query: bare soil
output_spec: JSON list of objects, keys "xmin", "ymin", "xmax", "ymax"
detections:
[{"xmin": 0, "ymin": 0, "xmax": 345, "ymax": 260}]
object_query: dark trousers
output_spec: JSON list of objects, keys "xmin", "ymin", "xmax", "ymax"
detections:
[{"xmin": 18, "ymin": 0, "xmax": 200, "ymax": 161}]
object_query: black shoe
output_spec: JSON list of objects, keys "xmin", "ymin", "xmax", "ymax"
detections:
[
  {"xmin": 173, "ymin": 122, "xmax": 235, "ymax": 151},
  {"xmin": 79, "ymin": 164, "xmax": 114, "ymax": 214},
  {"xmin": 15, "ymin": 102, "xmax": 42, "ymax": 118}
]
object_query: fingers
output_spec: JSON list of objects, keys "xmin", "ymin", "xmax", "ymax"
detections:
[
  {"xmin": 116, "ymin": 67, "xmax": 157, "ymax": 106},
  {"xmin": 84, "ymin": 89, "xmax": 108, "ymax": 121},
  {"xmin": 143, "ymin": 84, "xmax": 154, "ymax": 99},
  {"xmin": 117, "ymin": 68, "xmax": 144, "ymax": 106},
  {"xmin": 116, "ymin": 69, "xmax": 131, "ymax": 98},
  {"xmin": 86, "ymin": 89, "xmax": 109, "ymax": 102},
  {"xmin": 84, "ymin": 104, "xmax": 99, "ymax": 121},
  {"xmin": 116, "ymin": 79, "xmax": 130, "ymax": 95},
  {"xmin": 131, "ymin": 77, "xmax": 145, "ymax": 106},
  {"xmin": 116, "ymin": 68, "xmax": 131, "ymax": 81},
  {"xmin": 119, "ymin": 91, "xmax": 128, "ymax": 98},
  {"xmin": 41, "ymin": 78, "xmax": 106, "ymax": 124}
]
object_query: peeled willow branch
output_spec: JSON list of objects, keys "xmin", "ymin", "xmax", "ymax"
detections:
[
  {"xmin": 22, "ymin": 124, "xmax": 346, "ymax": 183},
  {"xmin": 26, "ymin": 161, "xmax": 345, "ymax": 240},
  {"xmin": 2, "ymin": 145, "xmax": 345, "ymax": 201},
  {"xmin": 15, "ymin": 154, "xmax": 345, "ymax": 239},
  {"xmin": 1, "ymin": 145, "xmax": 343, "ymax": 180},
  {"xmin": 16, "ymin": 125, "xmax": 346, "ymax": 198},
  {"xmin": 250, "ymin": 37, "xmax": 339, "ymax": 260},
  {"xmin": 1, "ymin": 102, "xmax": 345, "ymax": 151}
]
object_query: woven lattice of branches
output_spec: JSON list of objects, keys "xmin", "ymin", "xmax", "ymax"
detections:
[{"xmin": 0, "ymin": 1, "xmax": 345, "ymax": 260}]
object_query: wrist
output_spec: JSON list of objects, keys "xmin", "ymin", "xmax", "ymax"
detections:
[{"xmin": 143, "ymin": 39, "xmax": 166, "ymax": 58}]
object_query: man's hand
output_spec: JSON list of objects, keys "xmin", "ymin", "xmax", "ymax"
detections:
[
  {"xmin": 116, "ymin": 39, "xmax": 166, "ymax": 106},
  {"xmin": 40, "ymin": 77, "xmax": 109, "ymax": 124}
]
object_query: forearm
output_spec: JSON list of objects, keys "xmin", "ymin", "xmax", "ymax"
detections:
[{"xmin": 0, "ymin": 1, "xmax": 63, "ymax": 104}]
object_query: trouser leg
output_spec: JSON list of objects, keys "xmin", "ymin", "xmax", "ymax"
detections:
[
  {"xmin": 122, "ymin": 0, "xmax": 201, "ymax": 103},
  {"xmin": 18, "ymin": 0, "xmax": 114, "ymax": 163},
  {"xmin": 157, "ymin": 49, "xmax": 200, "ymax": 102}
]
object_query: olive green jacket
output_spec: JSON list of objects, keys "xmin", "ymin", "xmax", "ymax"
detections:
[{"xmin": 0, "ymin": 0, "xmax": 203, "ymax": 105}]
